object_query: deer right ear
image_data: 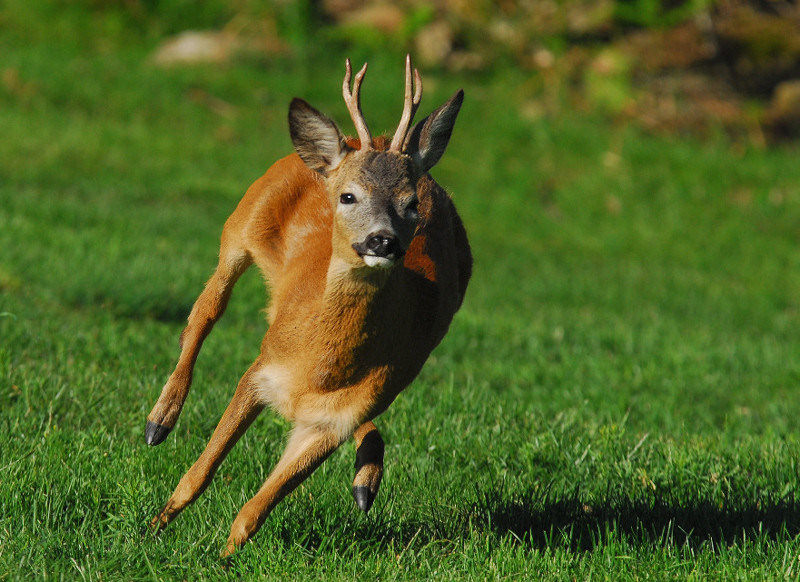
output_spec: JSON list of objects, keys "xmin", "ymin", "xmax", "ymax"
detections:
[
  {"xmin": 289, "ymin": 98, "xmax": 350, "ymax": 175},
  {"xmin": 406, "ymin": 89, "xmax": 464, "ymax": 175}
]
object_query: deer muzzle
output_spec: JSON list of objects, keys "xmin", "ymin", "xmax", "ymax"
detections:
[{"xmin": 352, "ymin": 230, "xmax": 403, "ymax": 267}]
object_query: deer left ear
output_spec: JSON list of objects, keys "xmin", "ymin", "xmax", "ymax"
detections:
[
  {"xmin": 406, "ymin": 89, "xmax": 464, "ymax": 175},
  {"xmin": 289, "ymin": 98, "xmax": 350, "ymax": 175}
]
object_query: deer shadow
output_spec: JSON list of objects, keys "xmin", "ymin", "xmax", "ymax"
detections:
[
  {"xmin": 294, "ymin": 482, "xmax": 800, "ymax": 554},
  {"xmin": 472, "ymin": 487, "xmax": 800, "ymax": 551}
]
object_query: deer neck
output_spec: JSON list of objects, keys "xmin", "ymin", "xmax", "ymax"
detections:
[
  {"xmin": 307, "ymin": 257, "xmax": 397, "ymax": 383},
  {"xmin": 323, "ymin": 256, "xmax": 392, "ymax": 320}
]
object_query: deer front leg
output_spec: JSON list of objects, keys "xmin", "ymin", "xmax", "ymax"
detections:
[
  {"xmin": 145, "ymin": 249, "xmax": 251, "ymax": 445},
  {"xmin": 223, "ymin": 423, "xmax": 344, "ymax": 557},
  {"xmin": 352, "ymin": 421, "xmax": 384, "ymax": 512},
  {"xmin": 151, "ymin": 372, "xmax": 264, "ymax": 531}
]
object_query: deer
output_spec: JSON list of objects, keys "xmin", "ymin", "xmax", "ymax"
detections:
[{"xmin": 144, "ymin": 54, "xmax": 472, "ymax": 556}]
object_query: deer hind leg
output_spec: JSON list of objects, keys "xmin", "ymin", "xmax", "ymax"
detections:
[
  {"xmin": 145, "ymin": 246, "xmax": 252, "ymax": 445},
  {"xmin": 352, "ymin": 421, "xmax": 384, "ymax": 513},
  {"xmin": 223, "ymin": 422, "xmax": 347, "ymax": 557},
  {"xmin": 151, "ymin": 366, "xmax": 264, "ymax": 531}
]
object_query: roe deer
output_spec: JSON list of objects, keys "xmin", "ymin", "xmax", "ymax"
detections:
[{"xmin": 145, "ymin": 55, "xmax": 471, "ymax": 556}]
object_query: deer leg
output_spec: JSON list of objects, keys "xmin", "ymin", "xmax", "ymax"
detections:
[
  {"xmin": 352, "ymin": 421, "xmax": 384, "ymax": 512},
  {"xmin": 222, "ymin": 423, "xmax": 345, "ymax": 556},
  {"xmin": 151, "ymin": 368, "xmax": 264, "ymax": 531},
  {"xmin": 145, "ymin": 248, "xmax": 251, "ymax": 445}
]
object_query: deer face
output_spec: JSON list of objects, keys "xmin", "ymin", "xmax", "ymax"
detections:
[
  {"xmin": 327, "ymin": 149, "xmax": 419, "ymax": 268},
  {"xmin": 289, "ymin": 56, "xmax": 463, "ymax": 271}
]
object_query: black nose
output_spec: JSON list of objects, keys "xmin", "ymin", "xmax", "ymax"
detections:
[{"xmin": 365, "ymin": 230, "xmax": 399, "ymax": 258}]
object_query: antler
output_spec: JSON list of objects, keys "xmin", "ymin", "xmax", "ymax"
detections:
[
  {"xmin": 390, "ymin": 54, "xmax": 423, "ymax": 153},
  {"xmin": 342, "ymin": 59, "xmax": 372, "ymax": 149}
]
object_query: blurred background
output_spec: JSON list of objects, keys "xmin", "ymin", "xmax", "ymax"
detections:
[{"xmin": 7, "ymin": 0, "xmax": 800, "ymax": 141}]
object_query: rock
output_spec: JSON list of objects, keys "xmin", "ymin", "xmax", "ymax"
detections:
[
  {"xmin": 627, "ymin": 72, "xmax": 748, "ymax": 137},
  {"xmin": 763, "ymin": 79, "xmax": 800, "ymax": 140},
  {"xmin": 339, "ymin": 3, "xmax": 405, "ymax": 34},
  {"xmin": 415, "ymin": 21, "xmax": 454, "ymax": 68},
  {"xmin": 620, "ymin": 20, "xmax": 718, "ymax": 73},
  {"xmin": 321, "ymin": 0, "xmax": 365, "ymax": 18},
  {"xmin": 712, "ymin": 0, "xmax": 800, "ymax": 96},
  {"xmin": 152, "ymin": 31, "xmax": 237, "ymax": 66},
  {"xmin": 565, "ymin": 0, "xmax": 614, "ymax": 38},
  {"xmin": 151, "ymin": 25, "xmax": 287, "ymax": 67},
  {"xmin": 448, "ymin": 51, "xmax": 486, "ymax": 72},
  {"xmin": 530, "ymin": 48, "xmax": 556, "ymax": 70},
  {"xmin": 488, "ymin": 19, "xmax": 526, "ymax": 53}
]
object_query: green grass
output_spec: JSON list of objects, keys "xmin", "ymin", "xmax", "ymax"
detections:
[{"xmin": 2, "ymin": 4, "xmax": 800, "ymax": 580}]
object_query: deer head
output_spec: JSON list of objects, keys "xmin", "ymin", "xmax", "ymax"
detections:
[{"xmin": 289, "ymin": 55, "xmax": 464, "ymax": 270}]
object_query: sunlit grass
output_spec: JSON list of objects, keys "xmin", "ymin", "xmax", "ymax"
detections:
[{"xmin": 2, "ymin": 6, "xmax": 800, "ymax": 579}]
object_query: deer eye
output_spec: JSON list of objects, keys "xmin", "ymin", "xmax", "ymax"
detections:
[
  {"xmin": 406, "ymin": 197, "xmax": 419, "ymax": 217},
  {"xmin": 339, "ymin": 193, "xmax": 357, "ymax": 205}
]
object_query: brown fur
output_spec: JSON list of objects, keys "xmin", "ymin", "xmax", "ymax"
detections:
[{"xmin": 146, "ymin": 73, "xmax": 471, "ymax": 556}]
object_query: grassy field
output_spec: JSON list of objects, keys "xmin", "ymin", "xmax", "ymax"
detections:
[{"xmin": 2, "ymin": 4, "xmax": 800, "ymax": 580}]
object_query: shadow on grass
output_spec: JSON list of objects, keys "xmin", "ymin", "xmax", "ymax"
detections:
[
  {"xmin": 61, "ymin": 288, "xmax": 193, "ymax": 322},
  {"xmin": 477, "ymin": 488, "xmax": 800, "ymax": 551},
  {"xmin": 268, "ymin": 485, "xmax": 800, "ymax": 555}
]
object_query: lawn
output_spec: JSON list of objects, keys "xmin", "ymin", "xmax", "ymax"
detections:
[{"xmin": 2, "ymin": 4, "xmax": 800, "ymax": 580}]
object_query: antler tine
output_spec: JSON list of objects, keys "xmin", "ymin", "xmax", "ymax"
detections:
[
  {"xmin": 343, "ymin": 58, "xmax": 372, "ymax": 149},
  {"xmin": 390, "ymin": 54, "xmax": 423, "ymax": 152}
]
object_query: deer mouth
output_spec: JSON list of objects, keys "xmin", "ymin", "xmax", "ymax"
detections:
[
  {"xmin": 362, "ymin": 254, "xmax": 396, "ymax": 268},
  {"xmin": 353, "ymin": 247, "xmax": 405, "ymax": 269},
  {"xmin": 352, "ymin": 232, "xmax": 404, "ymax": 268}
]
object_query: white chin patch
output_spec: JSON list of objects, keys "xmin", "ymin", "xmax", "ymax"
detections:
[{"xmin": 363, "ymin": 255, "xmax": 394, "ymax": 269}]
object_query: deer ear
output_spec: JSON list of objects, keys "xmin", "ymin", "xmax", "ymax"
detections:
[
  {"xmin": 406, "ymin": 89, "xmax": 464, "ymax": 175},
  {"xmin": 289, "ymin": 98, "xmax": 350, "ymax": 175}
]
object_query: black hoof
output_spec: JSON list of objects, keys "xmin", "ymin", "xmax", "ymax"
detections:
[
  {"xmin": 352, "ymin": 485, "xmax": 375, "ymax": 513},
  {"xmin": 145, "ymin": 420, "xmax": 171, "ymax": 446}
]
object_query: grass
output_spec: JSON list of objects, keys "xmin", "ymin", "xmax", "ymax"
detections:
[{"xmin": 2, "ymin": 4, "xmax": 800, "ymax": 579}]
